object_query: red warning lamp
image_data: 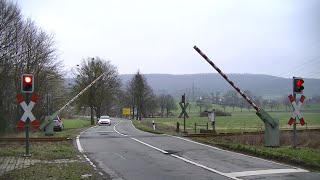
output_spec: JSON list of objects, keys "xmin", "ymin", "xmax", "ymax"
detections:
[
  {"xmin": 293, "ymin": 77, "xmax": 304, "ymax": 94},
  {"xmin": 21, "ymin": 74, "xmax": 34, "ymax": 93},
  {"xmin": 24, "ymin": 76, "xmax": 32, "ymax": 83},
  {"xmin": 296, "ymin": 79, "xmax": 304, "ymax": 86}
]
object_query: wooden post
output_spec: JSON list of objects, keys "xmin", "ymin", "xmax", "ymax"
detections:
[{"xmin": 176, "ymin": 122, "xmax": 179, "ymax": 133}]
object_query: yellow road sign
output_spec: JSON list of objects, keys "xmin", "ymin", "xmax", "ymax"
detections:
[{"xmin": 122, "ymin": 108, "xmax": 130, "ymax": 115}]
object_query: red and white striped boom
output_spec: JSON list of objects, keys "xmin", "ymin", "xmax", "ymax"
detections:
[{"xmin": 193, "ymin": 46, "xmax": 260, "ymax": 112}]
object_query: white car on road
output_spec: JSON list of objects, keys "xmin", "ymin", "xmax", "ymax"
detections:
[{"xmin": 98, "ymin": 116, "xmax": 111, "ymax": 126}]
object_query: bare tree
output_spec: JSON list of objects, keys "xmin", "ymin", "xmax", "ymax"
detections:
[
  {"xmin": 158, "ymin": 94, "xmax": 166, "ymax": 118},
  {"xmin": 0, "ymin": 0, "xmax": 63, "ymax": 133},
  {"xmin": 72, "ymin": 57, "xmax": 121, "ymax": 124},
  {"xmin": 126, "ymin": 71, "xmax": 154, "ymax": 120},
  {"xmin": 224, "ymin": 90, "xmax": 239, "ymax": 112}
]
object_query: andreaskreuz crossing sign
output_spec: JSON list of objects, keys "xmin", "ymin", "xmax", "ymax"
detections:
[
  {"xmin": 288, "ymin": 94, "xmax": 305, "ymax": 126},
  {"xmin": 16, "ymin": 93, "xmax": 40, "ymax": 129}
]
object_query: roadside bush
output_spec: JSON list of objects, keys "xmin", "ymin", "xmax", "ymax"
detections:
[{"xmin": 200, "ymin": 110, "xmax": 231, "ymax": 117}]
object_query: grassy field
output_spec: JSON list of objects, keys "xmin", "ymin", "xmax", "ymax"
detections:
[
  {"xmin": 0, "ymin": 118, "xmax": 93, "ymax": 138},
  {"xmin": 133, "ymin": 101, "xmax": 320, "ymax": 171},
  {"xmin": 142, "ymin": 111, "xmax": 320, "ymax": 134},
  {"xmin": 0, "ymin": 117, "xmax": 104, "ymax": 179}
]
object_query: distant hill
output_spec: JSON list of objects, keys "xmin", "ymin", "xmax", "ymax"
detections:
[
  {"xmin": 65, "ymin": 73, "xmax": 320, "ymax": 99},
  {"xmin": 119, "ymin": 73, "xmax": 320, "ymax": 99}
]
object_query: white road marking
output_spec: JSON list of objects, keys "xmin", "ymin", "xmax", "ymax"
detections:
[
  {"xmin": 130, "ymin": 120, "xmax": 139, "ymax": 130},
  {"xmin": 113, "ymin": 121, "xmax": 128, "ymax": 136},
  {"xmin": 130, "ymin": 137, "xmax": 169, "ymax": 154},
  {"xmin": 76, "ymin": 126, "xmax": 100, "ymax": 171},
  {"xmin": 225, "ymin": 168, "xmax": 308, "ymax": 177},
  {"xmin": 83, "ymin": 154, "xmax": 97, "ymax": 170},
  {"xmin": 76, "ymin": 135, "xmax": 84, "ymax": 153},
  {"xmin": 114, "ymin": 121, "xmax": 242, "ymax": 179},
  {"xmin": 170, "ymin": 154, "xmax": 241, "ymax": 180},
  {"xmin": 114, "ymin": 120, "xmax": 309, "ymax": 179},
  {"xmin": 164, "ymin": 134, "xmax": 306, "ymax": 171}
]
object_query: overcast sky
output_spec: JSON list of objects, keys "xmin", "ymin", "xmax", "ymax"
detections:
[{"xmin": 16, "ymin": 0, "xmax": 320, "ymax": 78}]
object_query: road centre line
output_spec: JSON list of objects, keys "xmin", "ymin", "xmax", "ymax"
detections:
[
  {"xmin": 225, "ymin": 168, "xmax": 308, "ymax": 177},
  {"xmin": 115, "ymin": 120, "xmax": 242, "ymax": 180},
  {"xmin": 128, "ymin": 120, "xmax": 309, "ymax": 177},
  {"xmin": 130, "ymin": 137, "xmax": 169, "ymax": 154}
]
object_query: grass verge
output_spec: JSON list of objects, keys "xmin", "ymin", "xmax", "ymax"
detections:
[
  {"xmin": 1, "ymin": 162, "xmax": 101, "ymax": 180},
  {"xmin": 192, "ymin": 137, "xmax": 320, "ymax": 171},
  {"xmin": 0, "ymin": 118, "xmax": 107, "ymax": 179}
]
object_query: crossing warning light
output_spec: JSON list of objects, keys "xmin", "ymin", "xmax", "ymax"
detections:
[
  {"xmin": 21, "ymin": 74, "xmax": 34, "ymax": 93},
  {"xmin": 293, "ymin": 77, "xmax": 304, "ymax": 94}
]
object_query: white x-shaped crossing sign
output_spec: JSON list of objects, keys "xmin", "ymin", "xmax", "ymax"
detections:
[
  {"xmin": 16, "ymin": 94, "xmax": 40, "ymax": 128},
  {"xmin": 288, "ymin": 94, "xmax": 305, "ymax": 126}
]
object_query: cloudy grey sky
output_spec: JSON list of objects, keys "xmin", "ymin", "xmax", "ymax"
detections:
[{"xmin": 16, "ymin": 0, "xmax": 320, "ymax": 78}]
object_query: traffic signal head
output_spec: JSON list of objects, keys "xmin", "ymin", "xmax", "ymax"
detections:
[
  {"xmin": 182, "ymin": 94, "xmax": 185, "ymax": 103},
  {"xmin": 21, "ymin": 74, "xmax": 34, "ymax": 93},
  {"xmin": 293, "ymin": 77, "xmax": 304, "ymax": 94}
]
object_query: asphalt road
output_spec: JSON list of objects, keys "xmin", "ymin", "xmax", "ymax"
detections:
[{"xmin": 78, "ymin": 118, "xmax": 320, "ymax": 180}]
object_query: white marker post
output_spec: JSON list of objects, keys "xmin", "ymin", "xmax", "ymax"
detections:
[{"xmin": 152, "ymin": 120, "xmax": 156, "ymax": 130}]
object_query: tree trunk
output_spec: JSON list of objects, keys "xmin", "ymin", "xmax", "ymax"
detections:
[
  {"xmin": 95, "ymin": 106, "xmax": 101, "ymax": 119},
  {"xmin": 161, "ymin": 107, "xmax": 164, "ymax": 118},
  {"xmin": 132, "ymin": 106, "xmax": 135, "ymax": 120},
  {"xmin": 90, "ymin": 106, "xmax": 94, "ymax": 125}
]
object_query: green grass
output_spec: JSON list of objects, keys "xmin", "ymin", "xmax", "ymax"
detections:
[
  {"xmin": 192, "ymin": 137, "xmax": 320, "ymax": 171},
  {"xmin": 0, "ymin": 141, "xmax": 77, "ymax": 160},
  {"xmin": 62, "ymin": 118, "xmax": 92, "ymax": 129},
  {"xmin": 0, "ymin": 118, "xmax": 93, "ymax": 138},
  {"xmin": 0, "ymin": 162, "xmax": 102, "ymax": 180},
  {"xmin": 0, "ymin": 117, "xmax": 104, "ymax": 179},
  {"xmin": 173, "ymin": 101, "xmax": 320, "ymax": 114},
  {"xmin": 143, "ymin": 111, "xmax": 320, "ymax": 133},
  {"xmin": 54, "ymin": 118, "xmax": 93, "ymax": 137}
]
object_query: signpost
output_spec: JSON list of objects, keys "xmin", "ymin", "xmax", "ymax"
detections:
[
  {"xmin": 194, "ymin": 46, "xmax": 279, "ymax": 147},
  {"xmin": 289, "ymin": 77, "xmax": 306, "ymax": 148},
  {"xmin": 122, "ymin": 108, "xmax": 131, "ymax": 117},
  {"xmin": 18, "ymin": 74, "xmax": 39, "ymax": 157},
  {"xmin": 179, "ymin": 94, "xmax": 189, "ymax": 133},
  {"xmin": 208, "ymin": 110, "xmax": 216, "ymax": 130}
]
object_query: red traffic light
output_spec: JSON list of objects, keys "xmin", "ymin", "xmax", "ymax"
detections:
[
  {"xmin": 296, "ymin": 79, "xmax": 304, "ymax": 86},
  {"xmin": 293, "ymin": 77, "xmax": 304, "ymax": 94},
  {"xmin": 24, "ymin": 76, "xmax": 32, "ymax": 84},
  {"xmin": 21, "ymin": 74, "xmax": 34, "ymax": 93}
]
